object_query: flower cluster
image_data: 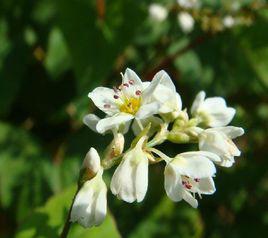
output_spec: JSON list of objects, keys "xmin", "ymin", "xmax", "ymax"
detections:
[
  {"xmin": 70, "ymin": 68, "xmax": 244, "ymax": 228},
  {"xmin": 148, "ymin": 0, "xmax": 263, "ymax": 33}
]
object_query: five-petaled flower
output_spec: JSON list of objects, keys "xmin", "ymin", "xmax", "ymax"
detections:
[
  {"xmin": 191, "ymin": 91, "xmax": 236, "ymax": 127},
  {"xmin": 164, "ymin": 151, "xmax": 220, "ymax": 207},
  {"xmin": 199, "ymin": 126, "xmax": 244, "ymax": 167},
  {"xmin": 84, "ymin": 68, "xmax": 166, "ymax": 134}
]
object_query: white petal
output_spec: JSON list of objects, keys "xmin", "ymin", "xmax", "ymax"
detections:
[
  {"xmin": 110, "ymin": 136, "xmax": 148, "ymax": 203},
  {"xmin": 182, "ymin": 190, "xmax": 198, "ymax": 208},
  {"xmin": 142, "ymin": 74, "xmax": 163, "ymax": 103},
  {"xmin": 123, "ymin": 68, "xmax": 143, "ymax": 87},
  {"xmin": 110, "ymin": 152, "xmax": 138, "ymax": 203},
  {"xmin": 208, "ymin": 107, "xmax": 236, "ymax": 127},
  {"xmin": 82, "ymin": 148, "xmax": 101, "ymax": 173},
  {"xmin": 164, "ymin": 164, "xmax": 183, "ymax": 202},
  {"xmin": 96, "ymin": 113, "xmax": 134, "ymax": 134},
  {"xmin": 214, "ymin": 126, "xmax": 244, "ymax": 139},
  {"xmin": 203, "ymin": 97, "xmax": 227, "ymax": 109},
  {"xmin": 180, "ymin": 151, "xmax": 221, "ymax": 162},
  {"xmin": 142, "ymin": 81, "xmax": 150, "ymax": 89},
  {"xmin": 152, "ymin": 70, "xmax": 176, "ymax": 92},
  {"xmin": 199, "ymin": 130, "xmax": 241, "ymax": 158},
  {"xmin": 191, "ymin": 91, "xmax": 205, "ymax": 115},
  {"xmin": 83, "ymin": 114, "xmax": 100, "ymax": 133},
  {"xmin": 220, "ymin": 157, "xmax": 235, "ymax": 167},
  {"xmin": 136, "ymin": 102, "xmax": 160, "ymax": 119},
  {"xmin": 88, "ymin": 87, "xmax": 119, "ymax": 115},
  {"xmin": 198, "ymin": 177, "xmax": 216, "ymax": 194},
  {"xmin": 172, "ymin": 153, "xmax": 217, "ymax": 178},
  {"xmin": 93, "ymin": 185, "xmax": 107, "ymax": 226},
  {"xmin": 70, "ymin": 181, "xmax": 94, "ymax": 228},
  {"xmin": 135, "ymin": 158, "xmax": 148, "ymax": 202}
]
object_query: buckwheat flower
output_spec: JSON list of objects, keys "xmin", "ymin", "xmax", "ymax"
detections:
[
  {"xmin": 223, "ymin": 15, "xmax": 235, "ymax": 28},
  {"xmin": 152, "ymin": 70, "xmax": 182, "ymax": 117},
  {"xmin": 178, "ymin": 12, "xmax": 194, "ymax": 33},
  {"xmin": 70, "ymin": 148, "xmax": 107, "ymax": 228},
  {"xmin": 177, "ymin": 0, "xmax": 199, "ymax": 9},
  {"xmin": 199, "ymin": 126, "xmax": 244, "ymax": 167},
  {"xmin": 86, "ymin": 68, "xmax": 163, "ymax": 134},
  {"xmin": 191, "ymin": 91, "xmax": 236, "ymax": 127},
  {"xmin": 110, "ymin": 136, "xmax": 149, "ymax": 203},
  {"xmin": 164, "ymin": 151, "xmax": 220, "ymax": 208},
  {"xmin": 149, "ymin": 3, "xmax": 168, "ymax": 22}
]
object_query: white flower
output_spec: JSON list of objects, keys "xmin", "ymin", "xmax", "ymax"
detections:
[
  {"xmin": 178, "ymin": 12, "xmax": 194, "ymax": 33},
  {"xmin": 110, "ymin": 136, "xmax": 149, "ymax": 203},
  {"xmin": 70, "ymin": 148, "xmax": 107, "ymax": 228},
  {"xmin": 177, "ymin": 0, "xmax": 199, "ymax": 9},
  {"xmin": 85, "ymin": 68, "xmax": 164, "ymax": 134},
  {"xmin": 149, "ymin": 3, "xmax": 168, "ymax": 22},
  {"xmin": 151, "ymin": 70, "xmax": 182, "ymax": 115},
  {"xmin": 199, "ymin": 126, "xmax": 244, "ymax": 167},
  {"xmin": 223, "ymin": 15, "xmax": 235, "ymax": 28},
  {"xmin": 191, "ymin": 91, "xmax": 236, "ymax": 127},
  {"xmin": 164, "ymin": 151, "xmax": 220, "ymax": 208}
]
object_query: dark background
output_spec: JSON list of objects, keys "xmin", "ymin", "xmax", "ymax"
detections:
[{"xmin": 0, "ymin": 0, "xmax": 267, "ymax": 237}]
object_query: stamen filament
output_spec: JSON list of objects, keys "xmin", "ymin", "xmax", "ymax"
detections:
[{"xmin": 148, "ymin": 148, "xmax": 171, "ymax": 163}]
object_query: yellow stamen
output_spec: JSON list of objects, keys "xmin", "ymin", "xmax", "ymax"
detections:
[{"xmin": 119, "ymin": 97, "xmax": 141, "ymax": 115}]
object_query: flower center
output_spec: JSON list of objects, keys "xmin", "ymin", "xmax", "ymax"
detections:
[
  {"xmin": 119, "ymin": 97, "xmax": 141, "ymax": 115},
  {"xmin": 181, "ymin": 175, "xmax": 200, "ymax": 190},
  {"xmin": 112, "ymin": 80, "xmax": 142, "ymax": 115}
]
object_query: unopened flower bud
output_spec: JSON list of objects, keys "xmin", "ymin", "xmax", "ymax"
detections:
[
  {"xmin": 111, "ymin": 133, "xmax": 124, "ymax": 157},
  {"xmin": 168, "ymin": 130, "xmax": 192, "ymax": 143},
  {"xmin": 79, "ymin": 147, "xmax": 101, "ymax": 186},
  {"xmin": 173, "ymin": 110, "xmax": 189, "ymax": 128},
  {"xmin": 82, "ymin": 147, "xmax": 101, "ymax": 173}
]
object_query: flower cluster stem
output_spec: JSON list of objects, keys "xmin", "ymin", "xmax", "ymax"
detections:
[{"xmin": 60, "ymin": 188, "xmax": 79, "ymax": 238}]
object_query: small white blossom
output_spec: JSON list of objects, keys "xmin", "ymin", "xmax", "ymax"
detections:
[
  {"xmin": 223, "ymin": 15, "xmax": 235, "ymax": 28},
  {"xmin": 85, "ymin": 68, "xmax": 165, "ymax": 134},
  {"xmin": 152, "ymin": 70, "xmax": 182, "ymax": 116},
  {"xmin": 110, "ymin": 136, "xmax": 149, "ymax": 203},
  {"xmin": 177, "ymin": 0, "xmax": 199, "ymax": 9},
  {"xmin": 164, "ymin": 151, "xmax": 220, "ymax": 207},
  {"xmin": 70, "ymin": 148, "xmax": 107, "ymax": 228},
  {"xmin": 199, "ymin": 126, "xmax": 244, "ymax": 167},
  {"xmin": 149, "ymin": 3, "xmax": 168, "ymax": 22},
  {"xmin": 178, "ymin": 12, "xmax": 195, "ymax": 33},
  {"xmin": 191, "ymin": 91, "xmax": 236, "ymax": 127}
]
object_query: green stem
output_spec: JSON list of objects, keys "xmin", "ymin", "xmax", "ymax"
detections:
[{"xmin": 60, "ymin": 188, "xmax": 79, "ymax": 238}]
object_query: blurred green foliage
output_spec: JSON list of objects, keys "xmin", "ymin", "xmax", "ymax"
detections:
[{"xmin": 0, "ymin": 0, "xmax": 267, "ymax": 237}]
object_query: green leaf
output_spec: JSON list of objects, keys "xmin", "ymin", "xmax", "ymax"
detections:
[
  {"xmin": 15, "ymin": 186, "xmax": 121, "ymax": 238},
  {"xmin": 56, "ymin": 0, "xmax": 145, "ymax": 93},
  {"xmin": 237, "ymin": 13, "xmax": 268, "ymax": 89},
  {"xmin": 0, "ymin": 122, "xmax": 41, "ymax": 208},
  {"xmin": 45, "ymin": 27, "xmax": 71, "ymax": 78}
]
